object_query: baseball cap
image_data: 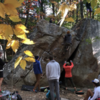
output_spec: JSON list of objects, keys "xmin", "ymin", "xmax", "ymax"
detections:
[
  {"xmin": 92, "ymin": 78, "xmax": 99, "ymax": 83},
  {"xmin": 66, "ymin": 62, "xmax": 70, "ymax": 65}
]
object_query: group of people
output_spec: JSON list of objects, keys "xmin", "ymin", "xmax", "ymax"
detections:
[
  {"xmin": 33, "ymin": 55, "xmax": 100, "ymax": 100},
  {"xmin": 33, "ymin": 55, "xmax": 77, "ymax": 100}
]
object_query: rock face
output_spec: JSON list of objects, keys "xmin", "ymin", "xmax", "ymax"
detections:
[{"xmin": 3, "ymin": 19, "xmax": 100, "ymax": 87}]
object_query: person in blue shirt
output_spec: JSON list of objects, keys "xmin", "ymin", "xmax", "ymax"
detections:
[{"xmin": 33, "ymin": 56, "xmax": 42, "ymax": 92}]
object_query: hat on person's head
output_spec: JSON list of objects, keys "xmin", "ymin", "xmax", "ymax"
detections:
[
  {"xmin": 35, "ymin": 56, "xmax": 39, "ymax": 60},
  {"xmin": 66, "ymin": 62, "xmax": 70, "ymax": 65},
  {"xmin": 92, "ymin": 78, "xmax": 99, "ymax": 83}
]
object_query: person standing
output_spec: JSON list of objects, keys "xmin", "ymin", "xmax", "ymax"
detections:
[
  {"xmin": 0, "ymin": 51, "xmax": 4, "ymax": 92},
  {"xmin": 86, "ymin": 2, "xmax": 92, "ymax": 18},
  {"xmin": 33, "ymin": 56, "xmax": 42, "ymax": 92},
  {"xmin": 63, "ymin": 60, "xmax": 77, "ymax": 92},
  {"xmin": 46, "ymin": 56, "xmax": 60, "ymax": 100},
  {"xmin": 63, "ymin": 31, "xmax": 72, "ymax": 52}
]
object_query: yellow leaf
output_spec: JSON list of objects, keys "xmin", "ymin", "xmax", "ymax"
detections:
[
  {"xmin": 94, "ymin": 8, "xmax": 100, "ymax": 15},
  {"xmin": 4, "ymin": 4, "xmax": 18, "ymax": 15},
  {"xmin": 0, "ymin": 24, "xmax": 13, "ymax": 39},
  {"xmin": 25, "ymin": 57, "xmax": 35, "ymax": 62},
  {"xmin": 91, "ymin": 0, "xmax": 97, "ymax": 9},
  {"xmin": 9, "ymin": 15, "xmax": 21, "ymax": 22},
  {"xmin": 24, "ymin": 50, "xmax": 34, "ymax": 57},
  {"xmin": 4, "ymin": 0, "xmax": 21, "ymax": 8},
  {"xmin": 20, "ymin": 60, "xmax": 26, "ymax": 70},
  {"xmin": 21, "ymin": 39, "xmax": 35, "ymax": 45},
  {"xmin": 24, "ymin": 30, "xmax": 29, "ymax": 33},
  {"xmin": 16, "ymin": 33, "xmax": 27, "ymax": 39},
  {"xmin": 11, "ymin": 40, "xmax": 19, "ymax": 53},
  {"xmin": 15, "ymin": 24, "xmax": 26, "ymax": 30},
  {"xmin": 0, "ymin": 35, "xmax": 6, "ymax": 40},
  {"xmin": 14, "ymin": 56, "xmax": 22, "ymax": 69},
  {"xmin": 0, "ymin": 3, "xmax": 5, "ymax": 18},
  {"xmin": 15, "ymin": 24, "xmax": 29, "ymax": 34},
  {"xmin": 65, "ymin": 17, "xmax": 74, "ymax": 22},
  {"xmin": 18, "ymin": 0, "xmax": 24, "ymax": 4},
  {"xmin": 6, "ymin": 39, "xmax": 12, "ymax": 49},
  {"xmin": 14, "ymin": 29, "xmax": 24, "ymax": 35}
]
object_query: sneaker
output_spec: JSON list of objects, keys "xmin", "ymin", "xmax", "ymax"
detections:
[{"xmin": 33, "ymin": 89, "xmax": 37, "ymax": 93}]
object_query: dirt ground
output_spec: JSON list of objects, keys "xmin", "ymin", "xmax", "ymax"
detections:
[{"xmin": 1, "ymin": 84, "xmax": 92, "ymax": 100}]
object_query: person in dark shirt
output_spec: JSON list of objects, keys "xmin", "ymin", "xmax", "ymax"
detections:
[
  {"xmin": 86, "ymin": 2, "xmax": 92, "ymax": 18},
  {"xmin": 33, "ymin": 56, "xmax": 42, "ymax": 92},
  {"xmin": 63, "ymin": 31, "xmax": 72, "ymax": 53},
  {"xmin": 49, "ymin": 18, "xmax": 53, "ymax": 23},
  {"xmin": 0, "ymin": 51, "xmax": 4, "ymax": 92}
]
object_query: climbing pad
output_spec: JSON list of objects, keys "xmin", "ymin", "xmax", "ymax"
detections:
[{"xmin": 21, "ymin": 85, "xmax": 49, "ymax": 92}]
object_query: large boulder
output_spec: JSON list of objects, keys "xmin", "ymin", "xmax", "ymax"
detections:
[
  {"xmin": 72, "ymin": 19, "xmax": 99, "ymax": 87},
  {"xmin": 3, "ymin": 19, "xmax": 100, "ymax": 87}
]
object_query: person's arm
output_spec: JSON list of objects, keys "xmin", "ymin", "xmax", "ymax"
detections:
[
  {"xmin": 90, "ymin": 90, "xmax": 98, "ymax": 100},
  {"xmin": 38, "ymin": 61, "xmax": 42, "ymax": 74},
  {"xmin": 46, "ymin": 64, "xmax": 49, "ymax": 79},
  {"xmin": 58, "ymin": 63, "xmax": 60, "ymax": 78},
  {"xmin": 70, "ymin": 60, "xmax": 74, "ymax": 68}
]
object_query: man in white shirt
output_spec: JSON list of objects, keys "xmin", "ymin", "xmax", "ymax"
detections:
[
  {"xmin": 46, "ymin": 56, "xmax": 60, "ymax": 100},
  {"xmin": 84, "ymin": 78, "xmax": 100, "ymax": 100}
]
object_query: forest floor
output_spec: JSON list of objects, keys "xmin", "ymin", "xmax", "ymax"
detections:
[{"xmin": 1, "ymin": 84, "xmax": 93, "ymax": 100}]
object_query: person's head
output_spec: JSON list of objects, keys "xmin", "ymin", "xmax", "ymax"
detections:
[
  {"xmin": 65, "ymin": 62, "xmax": 70, "ymax": 66},
  {"xmin": 67, "ymin": 31, "xmax": 70, "ymax": 34},
  {"xmin": 35, "ymin": 56, "xmax": 39, "ymax": 60},
  {"xmin": 48, "ymin": 56, "xmax": 54, "ymax": 61},
  {"xmin": 92, "ymin": 78, "xmax": 100, "ymax": 87}
]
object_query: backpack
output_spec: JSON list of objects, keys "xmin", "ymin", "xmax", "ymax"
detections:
[
  {"xmin": 12, "ymin": 91, "xmax": 22, "ymax": 100},
  {"xmin": 46, "ymin": 90, "xmax": 56, "ymax": 100}
]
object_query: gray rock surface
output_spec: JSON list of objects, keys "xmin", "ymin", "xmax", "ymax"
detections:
[{"xmin": 3, "ymin": 19, "xmax": 100, "ymax": 87}]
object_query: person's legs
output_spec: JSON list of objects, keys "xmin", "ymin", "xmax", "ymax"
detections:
[
  {"xmin": 0, "ymin": 78, "xmax": 3, "ymax": 91},
  {"xmin": 33, "ymin": 74, "xmax": 41, "ymax": 91},
  {"xmin": 37, "ymin": 74, "xmax": 41, "ymax": 91},
  {"xmin": 87, "ymin": 9, "xmax": 89, "ymax": 18},
  {"xmin": 54, "ymin": 79, "xmax": 60, "ymax": 100},
  {"xmin": 69, "ymin": 78, "xmax": 77, "ymax": 91},
  {"xmin": 49, "ymin": 80, "xmax": 54, "ymax": 100},
  {"xmin": 65, "ymin": 78, "xmax": 68, "ymax": 89},
  {"xmin": 84, "ymin": 89, "xmax": 93, "ymax": 100}
]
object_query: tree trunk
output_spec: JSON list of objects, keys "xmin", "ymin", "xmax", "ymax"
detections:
[
  {"xmin": 80, "ymin": 0, "xmax": 83, "ymax": 19},
  {"xmin": 52, "ymin": 3, "xmax": 55, "ymax": 15},
  {"xmin": 76, "ymin": 0, "xmax": 79, "ymax": 23},
  {"xmin": 25, "ymin": 8, "xmax": 29, "ymax": 27},
  {"xmin": 40, "ymin": 0, "xmax": 44, "ymax": 13}
]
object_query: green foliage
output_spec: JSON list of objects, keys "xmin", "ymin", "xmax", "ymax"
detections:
[{"xmin": 85, "ymin": 38, "xmax": 92, "ymax": 44}]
